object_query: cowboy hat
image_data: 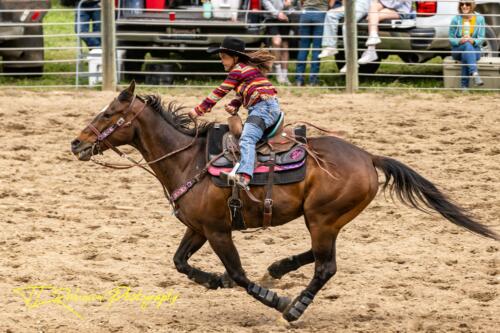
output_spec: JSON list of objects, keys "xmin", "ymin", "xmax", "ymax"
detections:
[{"xmin": 207, "ymin": 36, "xmax": 250, "ymax": 59}]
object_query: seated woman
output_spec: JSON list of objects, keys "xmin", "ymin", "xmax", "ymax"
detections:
[
  {"xmin": 358, "ymin": 0, "xmax": 414, "ymax": 64},
  {"xmin": 449, "ymin": 0, "xmax": 485, "ymax": 88}
]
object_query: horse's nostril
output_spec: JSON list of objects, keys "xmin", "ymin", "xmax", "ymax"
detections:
[{"xmin": 71, "ymin": 139, "xmax": 81, "ymax": 150}]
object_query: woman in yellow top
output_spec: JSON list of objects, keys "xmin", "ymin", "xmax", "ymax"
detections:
[{"xmin": 449, "ymin": 0, "xmax": 485, "ymax": 88}]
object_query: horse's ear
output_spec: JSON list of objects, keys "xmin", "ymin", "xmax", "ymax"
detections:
[
  {"xmin": 118, "ymin": 80, "xmax": 136, "ymax": 102},
  {"xmin": 127, "ymin": 80, "xmax": 136, "ymax": 94}
]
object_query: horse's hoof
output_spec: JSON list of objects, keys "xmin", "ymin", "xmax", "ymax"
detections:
[
  {"xmin": 282, "ymin": 291, "xmax": 314, "ymax": 322},
  {"xmin": 219, "ymin": 272, "xmax": 236, "ymax": 288},
  {"xmin": 267, "ymin": 263, "xmax": 285, "ymax": 279}
]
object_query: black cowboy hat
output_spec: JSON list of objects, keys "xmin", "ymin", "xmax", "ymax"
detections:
[{"xmin": 207, "ymin": 36, "xmax": 250, "ymax": 59}]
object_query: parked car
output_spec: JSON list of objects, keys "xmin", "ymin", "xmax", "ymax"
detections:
[
  {"xmin": 337, "ymin": 0, "xmax": 500, "ymax": 74},
  {"xmin": 0, "ymin": 0, "xmax": 51, "ymax": 74}
]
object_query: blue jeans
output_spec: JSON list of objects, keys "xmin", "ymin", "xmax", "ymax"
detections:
[
  {"xmin": 322, "ymin": 0, "xmax": 370, "ymax": 48},
  {"xmin": 296, "ymin": 10, "xmax": 326, "ymax": 84},
  {"xmin": 237, "ymin": 98, "xmax": 282, "ymax": 177},
  {"xmin": 76, "ymin": 2, "xmax": 101, "ymax": 48},
  {"xmin": 452, "ymin": 43, "xmax": 481, "ymax": 88}
]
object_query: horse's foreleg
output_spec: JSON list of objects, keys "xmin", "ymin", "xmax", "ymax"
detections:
[
  {"xmin": 206, "ymin": 229, "xmax": 291, "ymax": 313},
  {"xmin": 267, "ymin": 249, "xmax": 315, "ymax": 279},
  {"xmin": 173, "ymin": 228, "xmax": 234, "ymax": 289},
  {"xmin": 282, "ymin": 228, "xmax": 338, "ymax": 322}
]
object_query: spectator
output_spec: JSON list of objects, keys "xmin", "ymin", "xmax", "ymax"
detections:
[
  {"xmin": 449, "ymin": 0, "xmax": 485, "ymax": 88},
  {"xmin": 263, "ymin": 0, "xmax": 293, "ymax": 85},
  {"xmin": 358, "ymin": 0, "xmax": 414, "ymax": 64},
  {"xmin": 295, "ymin": 0, "xmax": 334, "ymax": 86},
  {"xmin": 318, "ymin": 0, "xmax": 371, "ymax": 73},
  {"xmin": 76, "ymin": 0, "xmax": 101, "ymax": 49}
]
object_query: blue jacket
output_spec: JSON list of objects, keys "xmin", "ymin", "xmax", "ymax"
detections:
[{"xmin": 449, "ymin": 14, "xmax": 485, "ymax": 48}]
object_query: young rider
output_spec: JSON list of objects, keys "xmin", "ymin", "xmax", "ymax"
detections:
[{"xmin": 189, "ymin": 37, "xmax": 283, "ymax": 189}]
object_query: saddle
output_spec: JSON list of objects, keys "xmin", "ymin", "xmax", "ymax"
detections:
[{"xmin": 206, "ymin": 113, "xmax": 307, "ymax": 230}]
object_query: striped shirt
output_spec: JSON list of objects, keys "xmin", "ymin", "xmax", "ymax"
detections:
[{"xmin": 194, "ymin": 63, "xmax": 277, "ymax": 115}]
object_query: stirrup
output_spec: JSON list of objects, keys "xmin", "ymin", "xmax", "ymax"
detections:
[
  {"xmin": 220, "ymin": 173, "xmax": 250, "ymax": 191},
  {"xmin": 220, "ymin": 163, "xmax": 250, "ymax": 190},
  {"xmin": 220, "ymin": 163, "xmax": 240, "ymax": 186}
]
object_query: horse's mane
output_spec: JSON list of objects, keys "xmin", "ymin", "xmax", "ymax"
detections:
[{"xmin": 140, "ymin": 94, "xmax": 213, "ymax": 137}]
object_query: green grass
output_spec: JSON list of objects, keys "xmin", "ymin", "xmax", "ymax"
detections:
[{"xmin": 0, "ymin": 0, "xmax": 446, "ymax": 90}]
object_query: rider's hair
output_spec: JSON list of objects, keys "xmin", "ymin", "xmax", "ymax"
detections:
[{"xmin": 240, "ymin": 49, "xmax": 275, "ymax": 75}]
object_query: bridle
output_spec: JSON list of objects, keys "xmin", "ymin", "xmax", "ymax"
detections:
[
  {"xmin": 83, "ymin": 94, "xmax": 221, "ymax": 217},
  {"xmin": 86, "ymin": 94, "xmax": 146, "ymax": 158}
]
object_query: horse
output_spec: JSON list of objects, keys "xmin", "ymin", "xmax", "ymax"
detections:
[{"xmin": 70, "ymin": 82, "xmax": 498, "ymax": 322}]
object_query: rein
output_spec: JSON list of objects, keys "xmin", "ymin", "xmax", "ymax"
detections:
[{"xmin": 85, "ymin": 95, "xmax": 206, "ymax": 209}]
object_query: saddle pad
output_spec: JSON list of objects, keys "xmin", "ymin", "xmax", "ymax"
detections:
[{"xmin": 210, "ymin": 162, "xmax": 307, "ymax": 187}]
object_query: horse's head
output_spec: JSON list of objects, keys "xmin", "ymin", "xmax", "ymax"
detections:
[{"xmin": 71, "ymin": 81, "xmax": 144, "ymax": 161}]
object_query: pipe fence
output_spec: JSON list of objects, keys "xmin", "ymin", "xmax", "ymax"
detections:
[{"xmin": 0, "ymin": 0, "xmax": 499, "ymax": 91}]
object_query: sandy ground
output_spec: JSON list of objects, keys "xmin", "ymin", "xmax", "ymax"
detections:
[{"xmin": 0, "ymin": 89, "xmax": 498, "ymax": 333}]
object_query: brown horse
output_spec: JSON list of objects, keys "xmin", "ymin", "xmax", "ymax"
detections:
[{"xmin": 71, "ymin": 82, "xmax": 498, "ymax": 322}]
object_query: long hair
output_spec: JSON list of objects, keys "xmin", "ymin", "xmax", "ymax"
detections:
[{"xmin": 241, "ymin": 49, "xmax": 275, "ymax": 75}]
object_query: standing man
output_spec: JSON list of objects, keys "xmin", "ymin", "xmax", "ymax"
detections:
[{"xmin": 295, "ymin": 0, "xmax": 333, "ymax": 86}]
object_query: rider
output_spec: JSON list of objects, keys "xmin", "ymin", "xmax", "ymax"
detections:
[{"xmin": 189, "ymin": 37, "xmax": 283, "ymax": 189}]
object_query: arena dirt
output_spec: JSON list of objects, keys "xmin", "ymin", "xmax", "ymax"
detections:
[{"xmin": 0, "ymin": 89, "xmax": 498, "ymax": 333}]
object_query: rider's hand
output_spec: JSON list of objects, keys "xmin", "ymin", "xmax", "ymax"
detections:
[
  {"xmin": 277, "ymin": 12, "xmax": 288, "ymax": 22},
  {"xmin": 188, "ymin": 109, "xmax": 199, "ymax": 119},
  {"xmin": 224, "ymin": 104, "xmax": 237, "ymax": 115}
]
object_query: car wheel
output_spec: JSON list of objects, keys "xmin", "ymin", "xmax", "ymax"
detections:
[
  {"xmin": 335, "ymin": 50, "xmax": 381, "ymax": 74},
  {"xmin": 2, "ymin": 65, "xmax": 43, "ymax": 77},
  {"xmin": 120, "ymin": 43, "xmax": 148, "ymax": 82},
  {"xmin": 60, "ymin": 0, "xmax": 78, "ymax": 6},
  {"xmin": 2, "ymin": 24, "xmax": 45, "ymax": 77},
  {"xmin": 480, "ymin": 26, "xmax": 498, "ymax": 57}
]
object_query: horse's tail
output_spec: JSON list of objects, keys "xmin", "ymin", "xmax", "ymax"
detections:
[{"xmin": 372, "ymin": 156, "xmax": 499, "ymax": 241}]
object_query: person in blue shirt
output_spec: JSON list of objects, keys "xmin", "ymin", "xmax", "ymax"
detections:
[{"xmin": 449, "ymin": 0, "xmax": 485, "ymax": 88}]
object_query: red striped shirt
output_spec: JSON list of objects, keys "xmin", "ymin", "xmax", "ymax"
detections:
[{"xmin": 195, "ymin": 63, "xmax": 277, "ymax": 115}]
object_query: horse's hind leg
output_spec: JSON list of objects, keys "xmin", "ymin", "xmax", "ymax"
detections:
[
  {"xmin": 205, "ymin": 229, "xmax": 291, "ymax": 313},
  {"xmin": 282, "ymin": 226, "xmax": 339, "ymax": 322},
  {"xmin": 173, "ymin": 228, "xmax": 234, "ymax": 289},
  {"xmin": 267, "ymin": 249, "xmax": 314, "ymax": 279}
]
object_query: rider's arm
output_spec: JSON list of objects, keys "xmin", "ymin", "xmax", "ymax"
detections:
[{"xmin": 194, "ymin": 67, "xmax": 242, "ymax": 115}]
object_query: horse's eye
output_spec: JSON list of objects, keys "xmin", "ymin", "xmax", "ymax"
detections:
[{"xmin": 103, "ymin": 113, "xmax": 112, "ymax": 119}]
